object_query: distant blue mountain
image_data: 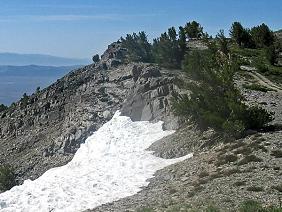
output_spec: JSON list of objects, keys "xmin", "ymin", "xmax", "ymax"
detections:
[
  {"xmin": 0, "ymin": 65, "xmax": 81, "ymax": 76},
  {"xmin": 0, "ymin": 53, "xmax": 91, "ymax": 66},
  {"xmin": 0, "ymin": 65, "xmax": 81, "ymax": 105}
]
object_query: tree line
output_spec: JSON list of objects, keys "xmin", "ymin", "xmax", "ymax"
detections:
[
  {"xmin": 121, "ymin": 21, "xmax": 208, "ymax": 68},
  {"xmin": 121, "ymin": 21, "xmax": 280, "ymax": 68},
  {"xmin": 121, "ymin": 21, "xmax": 278, "ymax": 138}
]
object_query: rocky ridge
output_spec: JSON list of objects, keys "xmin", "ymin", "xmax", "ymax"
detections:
[
  {"xmin": 0, "ymin": 41, "xmax": 281, "ymax": 211},
  {"xmin": 0, "ymin": 42, "xmax": 186, "ymax": 184},
  {"xmin": 88, "ymin": 68, "xmax": 282, "ymax": 212}
]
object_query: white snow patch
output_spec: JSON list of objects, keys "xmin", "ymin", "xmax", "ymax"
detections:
[{"xmin": 0, "ymin": 111, "xmax": 192, "ymax": 212}]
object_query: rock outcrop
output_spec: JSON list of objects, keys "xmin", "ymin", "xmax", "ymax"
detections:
[{"xmin": 0, "ymin": 43, "xmax": 186, "ymax": 183}]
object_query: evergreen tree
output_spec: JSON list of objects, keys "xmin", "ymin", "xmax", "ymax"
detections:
[
  {"xmin": 20, "ymin": 93, "xmax": 29, "ymax": 108},
  {"xmin": 216, "ymin": 30, "xmax": 229, "ymax": 55},
  {"xmin": 92, "ymin": 54, "xmax": 100, "ymax": 63},
  {"xmin": 250, "ymin": 23, "xmax": 275, "ymax": 48},
  {"xmin": 178, "ymin": 26, "xmax": 187, "ymax": 61},
  {"xmin": 265, "ymin": 45, "xmax": 278, "ymax": 65},
  {"xmin": 121, "ymin": 32, "xmax": 152, "ymax": 62},
  {"xmin": 36, "ymin": 86, "xmax": 41, "ymax": 93},
  {"xmin": 0, "ymin": 104, "xmax": 7, "ymax": 113},
  {"xmin": 174, "ymin": 43, "xmax": 273, "ymax": 137},
  {"xmin": 184, "ymin": 21, "xmax": 203, "ymax": 39},
  {"xmin": 153, "ymin": 27, "xmax": 184, "ymax": 68},
  {"xmin": 230, "ymin": 22, "xmax": 253, "ymax": 48}
]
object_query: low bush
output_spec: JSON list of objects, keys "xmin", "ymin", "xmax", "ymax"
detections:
[
  {"xmin": 234, "ymin": 181, "xmax": 246, "ymax": 187},
  {"xmin": 273, "ymin": 183, "xmax": 282, "ymax": 192},
  {"xmin": 247, "ymin": 186, "xmax": 264, "ymax": 192},
  {"xmin": 0, "ymin": 104, "xmax": 8, "ymax": 113},
  {"xmin": 238, "ymin": 155, "xmax": 263, "ymax": 165},
  {"xmin": 271, "ymin": 150, "xmax": 282, "ymax": 158},
  {"xmin": 216, "ymin": 154, "xmax": 238, "ymax": 166},
  {"xmin": 174, "ymin": 45, "xmax": 273, "ymax": 138},
  {"xmin": 0, "ymin": 165, "xmax": 16, "ymax": 191},
  {"xmin": 240, "ymin": 200, "xmax": 282, "ymax": 212}
]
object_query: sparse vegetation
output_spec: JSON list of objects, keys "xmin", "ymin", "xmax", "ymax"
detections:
[
  {"xmin": 234, "ymin": 181, "xmax": 246, "ymax": 187},
  {"xmin": 152, "ymin": 27, "xmax": 186, "ymax": 68},
  {"xmin": 216, "ymin": 154, "xmax": 238, "ymax": 166},
  {"xmin": 0, "ymin": 104, "xmax": 8, "ymax": 113},
  {"xmin": 198, "ymin": 170, "xmax": 210, "ymax": 178},
  {"xmin": 137, "ymin": 201, "xmax": 282, "ymax": 212},
  {"xmin": 173, "ymin": 40, "xmax": 273, "ymax": 138},
  {"xmin": 271, "ymin": 150, "xmax": 282, "ymax": 158},
  {"xmin": 239, "ymin": 200, "xmax": 280, "ymax": 212},
  {"xmin": 238, "ymin": 155, "xmax": 263, "ymax": 165},
  {"xmin": 0, "ymin": 165, "xmax": 16, "ymax": 192},
  {"xmin": 247, "ymin": 186, "xmax": 264, "ymax": 192},
  {"xmin": 20, "ymin": 92, "xmax": 29, "ymax": 108},
  {"xmin": 92, "ymin": 54, "xmax": 100, "ymax": 63},
  {"xmin": 273, "ymin": 184, "xmax": 282, "ymax": 192}
]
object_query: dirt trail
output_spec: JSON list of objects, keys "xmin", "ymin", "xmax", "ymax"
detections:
[{"xmin": 241, "ymin": 65, "xmax": 282, "ymax": 92}]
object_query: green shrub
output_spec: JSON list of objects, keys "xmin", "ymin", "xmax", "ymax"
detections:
[
  {"xmin": 121, "ymin": 31, "xmax": 153, "ymax": 63},
  {"xmin": 247, "ymin": 186, "xmax": 264, "ymax": 192},
  {"xmin": 152, "ymin": 27, "xmax": 186, "ymax": 69},
  {"xmin": 0, "ymin": 165, "xmax": 16, "ymax": 191},
  {"xmin": 271, "ymin": 150, "xmax": 282, "ymax": 158},
  {"xmin": 205, "ymin": 205, "xmax": 220, "ymax": 212},
  {"xmin": 239, "ymin": 200, "xmax": 264, "ymax": 212},
  {"xmin": 273, "ymin": 183, "xmax": 282, "ymax": 192},
  {"xmin": 216, "ymin": 154, "xmax": 238, "ymax": 166},
  {"xmin": 244, "ymin": 106, "xmax": 274, "ymax": 129},
  {"xmin": 0, "ymin": 104, "xmax": 8, "ymax": 113},
  {"xmin": 136, "ymin": 208, "xmax": 154, "ymax": 212},
  {"xmin": 265, "ymin": 45, "xmax": 278, "ymax": 65},
  {"xmin": 238, "ymin": 155, "xmax": 263, "ymax": 165},
  {"xmin": 222, "ymin": 120, "xmax": 245, "ymax": 138},
  {"xmin": 240, "ymin": 200, "xmax": 282, "ymax": 212},
  {"xmin": 234, "ymin": 181, "xmax": 246, "ymax": 187},
  {"xmin": 173, "ymin": 45, "xmax": 273, "ymax": 138}
]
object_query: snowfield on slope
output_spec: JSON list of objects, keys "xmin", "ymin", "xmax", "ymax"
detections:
[{"xmin": 0, "ymin": 111, "xmax": 192, "ymax": 212}]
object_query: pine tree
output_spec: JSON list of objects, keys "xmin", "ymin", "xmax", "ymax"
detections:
[
  {"xmin": 121, "ymin": 32, "xmax": 152, "ymax": 62},
  {"xmin": 184, "ymin": 21, "xmax": 203, "ymax": 39},
  {"xmin": 178, "ymin": 26, "xmax": 187, "ymax": 61},
  {"xmin": 230, "ymin": 22, "xmax": 253, "ymax": 48},
  {"xmin": 216, "ymin": 30, "xmax": 229, "ymax": 55},
  {"xmin": 251, "ymin": 23, "xmax": 275, "ymax": 48},
  {"xmin": 152, "ymin": 27, "xmax": 184, "ymax": 68}
]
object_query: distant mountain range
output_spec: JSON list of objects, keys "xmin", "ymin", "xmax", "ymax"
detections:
[
  {"xmin": 0, "ymin": 53, "xmax": 91, "ymax": 66},
  {"xmin": 0, "ymin": 65, "xmax": 80, "ymax": 105},
  {"xmin": 0, "ymin": 65, "xmax": 81, "ymax": 77}
]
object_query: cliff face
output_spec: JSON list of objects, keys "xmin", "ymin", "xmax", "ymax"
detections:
[{"xmin": 0, "ymin": 42, "xmax": 186, "ymax": 183}]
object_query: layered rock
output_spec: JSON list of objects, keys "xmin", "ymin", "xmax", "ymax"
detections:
[{"xmin": 0, "ymin": 43, "xmax": 186, "ymax": 183}]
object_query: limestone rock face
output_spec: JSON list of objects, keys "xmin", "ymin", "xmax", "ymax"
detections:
[
  {"xmin": 0, "ymin": 43, "xmax": 186, "ymax": 183},
  {"xmin": 121, "ymin": 64, "xmax": 183, "ymax": 130}
]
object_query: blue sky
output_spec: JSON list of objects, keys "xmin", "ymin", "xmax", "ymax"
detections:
[{"xmin": 0, "ymin": 0, "xmax": 281, "ymax": 59}]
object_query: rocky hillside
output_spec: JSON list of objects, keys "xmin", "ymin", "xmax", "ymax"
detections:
[
  {"xmin": 0, "ymin": 40, "xmax": 281, "ymax": 211},
  {"xmin": 90, "ymin": 72, "xmax": 282, "ymax": 211},
  {"xmin": 0, "ymin": 42, "xmax": 186, "ymax": 184}
]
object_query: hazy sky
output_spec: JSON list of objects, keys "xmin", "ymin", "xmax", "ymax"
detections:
[{"xmin": 0, "ymin": 0, "xmax": 281, "ymax": 59}]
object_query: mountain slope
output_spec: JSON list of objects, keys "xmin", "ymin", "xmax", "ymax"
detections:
[
  {"xmin": 0, "ymin": 42, "xmax": 185, "ymax": 184},
  {"xmin": 0, "ymin": 112, "xmax": 191, "ymax": 211},
  {"xmin": 0, "ymin": 42, "xmax": 281, "ymax": 211}
]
